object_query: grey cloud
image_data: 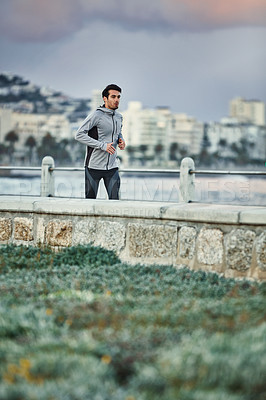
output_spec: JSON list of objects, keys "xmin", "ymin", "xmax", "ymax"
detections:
[
  {"xmin": 1, "ymin": 0, "xmax": 266, "ymax": 43},
  {"xmin": 0, "ymin": 0, "xmax": 83, "ymax": 42}
]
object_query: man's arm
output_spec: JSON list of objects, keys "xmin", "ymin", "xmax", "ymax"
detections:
[
  {"xmin": 117, "ymin": 115, "xmax": 126, "ymax": 150},
  {"xmin": 75, "ymin": 113, "xmax": 107, "ymax": 151}
]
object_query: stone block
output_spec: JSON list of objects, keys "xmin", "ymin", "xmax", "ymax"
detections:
[
  {"xmin": 255, "ymin": 232, "xmax": 266, "ymax": 271},
  {"xmin": 0, "ymin": 218, "xmax": 12, "ymax": 241},
  {"xmin": 197, "ymin": 228, "xmax": 223, "ymax": 265},
  {"xmin": 93, "ymin": 200, "xmax": 165, "ymax": 219},
  {"xmin": 72, "ymin": 219, "xmax": 97, "ymax": 246},
  {"xmin": 0, "ymin": 196, "xmax": 38, "ymax": 212},
  {"xmin": 94, "ymin": 221, "xmax": 126, "ymax": 252},
  {"xmin": 14, "ymin": 217, "xmax": 33, "ymax": 241},
  {"xmin": 162, "ymin": 203, "xmax": 240, "ymax": 224},
  {"xmin": 45, "ymin": 220, "xmax": 72, "ymax": 247},
  {"xmin": 34, "ymin": 198, "xmax": 95, "ymax": 216},
  {"xmin": 239, "ymin": 208, "xmax": 266, "ymax": 225},
  {"xmin": 225, "ymin": 229, "xmax": 256, "ymax": 271},
  {"xmin": 179, "ymin": 226, "xmax": 197, "ymax": 260},
  {"xmin": 128, "ymin": 223, "xmax": 177, "ymax": 258},
  {"xmin": 36, "ymin": 217, "xmax": 45, "ymax": 244}
]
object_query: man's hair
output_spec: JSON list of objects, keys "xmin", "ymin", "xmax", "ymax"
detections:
[{"xmin": 102, "ymin": 84, "xmax": 122, "ymax": 99}]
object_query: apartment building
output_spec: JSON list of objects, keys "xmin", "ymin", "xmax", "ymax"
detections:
[
  {"xmin": 121, "ymin": 102, "xmax": 172, "ymax": 165},
  {"xmin": 170, "ymin": 113, "xmax": 204, "ymax": 156},
  {"xmin": 7, "ymin": 112, "xmax": 71, "ymax": 148},
  {"xmin": 0, "ymin": 108, "xmax": 13, "ymax": 142},
  {"xmin": 229, "ymin": 97, "xmax": 265, "ymax": 126},
  {"xmin": 122, "ymin": 102, "xmax": 203, "ymax": 165},
  {"xmin": 90, "ymin": 89, "xmax": 103, "ymax": 111},
  {"xmin": 207, "ymin": 118, "xmax": 266, "ymax": 161}
]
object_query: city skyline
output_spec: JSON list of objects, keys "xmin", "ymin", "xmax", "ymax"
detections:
[{"xmin": 0, "ymin": 0, "xmax": 266, "ymax": 121}]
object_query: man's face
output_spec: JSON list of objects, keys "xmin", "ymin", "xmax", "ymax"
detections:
[{"xmin": 104, "ymin": 90, "xmax": 121, "ymax": 110}]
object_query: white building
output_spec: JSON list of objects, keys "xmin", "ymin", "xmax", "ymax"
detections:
[
  {"xmin": 207, "ymin": 119, "xmax": 242, "ymax": 156},
  {"xmin": 0, "ymin": 107, "xmax": 13, "ymax": 143},
  {"xmin": 229, "ymin": 97, "xmax": 265, "ymax": 126},
  {"xmin": 121, "ymin": 101, "xmax": 143, "ymax": 147},
  {"xmin": 170, "ymin": 113, "xmax": 204, "ymax": 156},
  {"xmin": 122, "ymin": 102, "xmax": 203, "ymax": 165},
  {"xmin": 121, "ymin": 102, "xmax": 173, "ymax": 165},
  {"xmin": 90, "ymin": 89, "xmax": 103, "ymax": 111},
  {"xmin": 207, "ymin": 118, "xmax": 266, "ymax": 161},
  {"xmin": 11, "ymin": 112, "xmax": 71, "ymax": 148},
  {"xmin": 122, "ymin": 102, "xmax": 172, "ymax": 147}
]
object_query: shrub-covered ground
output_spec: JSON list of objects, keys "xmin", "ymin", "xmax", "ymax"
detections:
[{"xmin": 0, "ymin": 244, "xmax": 265, "ymax": 400}]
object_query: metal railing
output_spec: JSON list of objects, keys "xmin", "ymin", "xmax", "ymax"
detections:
[
  {"xmin": 190, "ymin": 169, "xmax": 266, "ymax": 176},
  {"xmin": 0, "ymin": 156, "xmax": 265, "ymax": 202}
]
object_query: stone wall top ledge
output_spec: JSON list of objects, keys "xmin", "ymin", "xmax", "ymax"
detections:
[
  {"xmin": 33, "ymin": 197, "xmax": 95, "ymax": 215},
  {"xmin": 0, "ymin": 196, "xmax": 265, "ymax": 226},
  {"xmin": 239, "ymin": 208, "xmax": 266, "ymax": 225},
  {"xmin": 0, "ymin": 196, "xmax": 40, "ymax": 212},
  {"xmin": 33, "ymin": 198, "xmax": 173, "ymax": 218},
  {"xmin": 162, "ymin": 203, "xmax": 240, "ymax": 224},
  {"xmin": 93, "ymin": 200, "xmax": 172, "ymax": 219},
  {"xmin": 162, "ymin": 203, "xmax": 266, "ymax": 225}
]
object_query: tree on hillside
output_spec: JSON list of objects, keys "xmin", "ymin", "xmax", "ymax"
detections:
[
  {"xmin": 25, "ymin": 135, "xmax": 37, "ymax": 164},
  {"xmin": 139, "ymin": 144, "xmax": 149, "ymax": 165},
  {"xmin": 169, "ymin": 142, "xmax": 179, "ymax": 161},
  {"xmin": 126, "ymin": 145, "xmax": 137, "ymax": 165},
  {"xmin": 0, "ymin": 143, "xmax": 7, "ymax": 164},
  {"xmin": 154, "ymin": 143, "xmax": 164, "ymax": 164},
  {"xmin": 56, "ymin": 138, "xmax": 72, "ymax": 164},
  {"xmin": 198, "ymin": 123, "xmax": 211, "ymax": 166},
  {"xmin": 231, "ymin": 138, "xmax": 251, "ymax": 165},
  {"xmin": 5, "ymin": 130, "xmax": 19, "ymax": 163},
  {"xmin": 37, "ymin": 133, "xmax": 71, "ymax": 165}
]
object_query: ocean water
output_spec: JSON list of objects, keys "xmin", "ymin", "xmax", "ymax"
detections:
[{"xmin": 0, "ymin": 171, "xmax": 265, "ymax": 206}]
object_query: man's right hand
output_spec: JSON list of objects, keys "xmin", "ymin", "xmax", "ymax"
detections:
[{"xmin": 106, "ymin": 142, "xmax": 116, "ymax": 154}]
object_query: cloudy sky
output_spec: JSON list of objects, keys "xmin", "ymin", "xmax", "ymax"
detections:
[{"xmin": 0, "ymin": 0, "xmax": 266, "ymax": 121}]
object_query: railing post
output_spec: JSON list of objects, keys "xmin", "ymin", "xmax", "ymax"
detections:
[
  {"xmin": 179, "ymin": 157, "xmax": 195, "ymax": 203},
  {"xmin": 41, "ymin": 156, "xmax": 55, "ymax": 197}
]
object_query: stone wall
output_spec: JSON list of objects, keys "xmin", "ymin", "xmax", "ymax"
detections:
[{"xmin": 0, "ymin": 196, "xmax": 265, "ymax": 281}]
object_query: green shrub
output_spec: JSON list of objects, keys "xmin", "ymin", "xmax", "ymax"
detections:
[
  {"xmin": 0, "ymin": 243, "xmax": 120, "ymax": 271},
  {"xmin": 0, "ymin": 244, "xmax": 265, "ymax": 399}
]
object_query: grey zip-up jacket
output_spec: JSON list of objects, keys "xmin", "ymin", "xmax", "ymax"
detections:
[{"xmin": 75, "ymin": 106, "xmax": 124, "ymax": 170}]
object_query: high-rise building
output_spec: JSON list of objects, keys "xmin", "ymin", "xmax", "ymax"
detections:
[
  {"xmin": 207, "ymin": 117, "xmax": 266, "ymax": 162},
  {"xmin": 11, "ymin": 112, "xmax": 71, "ymax": 148},
  {"xmin": 90, "ymin": 89, "xmax": 102, "ymax": 111},
  {"xmin": 121, "ymin": 102, "xmax": 203, "ymax": 166},
  {"xmin": 122, "ymin": 102, "xmax": 171, "ymax": 148},
  {"xmin": 229, "ymin": 97, "xmax": 265, "ymax": 126},
  {"xmin": 170, "ymin": 113, "xmax": 204, "ymax": 156}
]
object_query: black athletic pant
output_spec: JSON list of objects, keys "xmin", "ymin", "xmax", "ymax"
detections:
[{"xmin": 85, "ymin": 167, "xmax": 120, "ymax": 199}]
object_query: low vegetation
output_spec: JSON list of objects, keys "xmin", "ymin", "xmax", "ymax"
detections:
[{"xmin": 0, "ymin": 244, "xmax": 265, "ymax": 400}]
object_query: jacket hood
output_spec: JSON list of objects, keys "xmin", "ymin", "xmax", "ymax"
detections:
[{"xmin": 96, "ymin": 105, "xmax": 118, "ymax": 115}]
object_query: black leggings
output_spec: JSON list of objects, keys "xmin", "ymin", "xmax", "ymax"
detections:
[{"xmin": 85, "ymin": 167, "xmax": 120, "ymax": 199}]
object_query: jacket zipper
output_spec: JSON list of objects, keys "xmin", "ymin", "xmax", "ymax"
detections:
[{"xmin": 106, "ymin": 114, "xmax": 115, "ymax": 170}]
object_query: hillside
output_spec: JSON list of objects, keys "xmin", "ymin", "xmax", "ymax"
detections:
[{"xmin": 0, "ymin": 72, "xmax": 90, "ymax": 121}]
